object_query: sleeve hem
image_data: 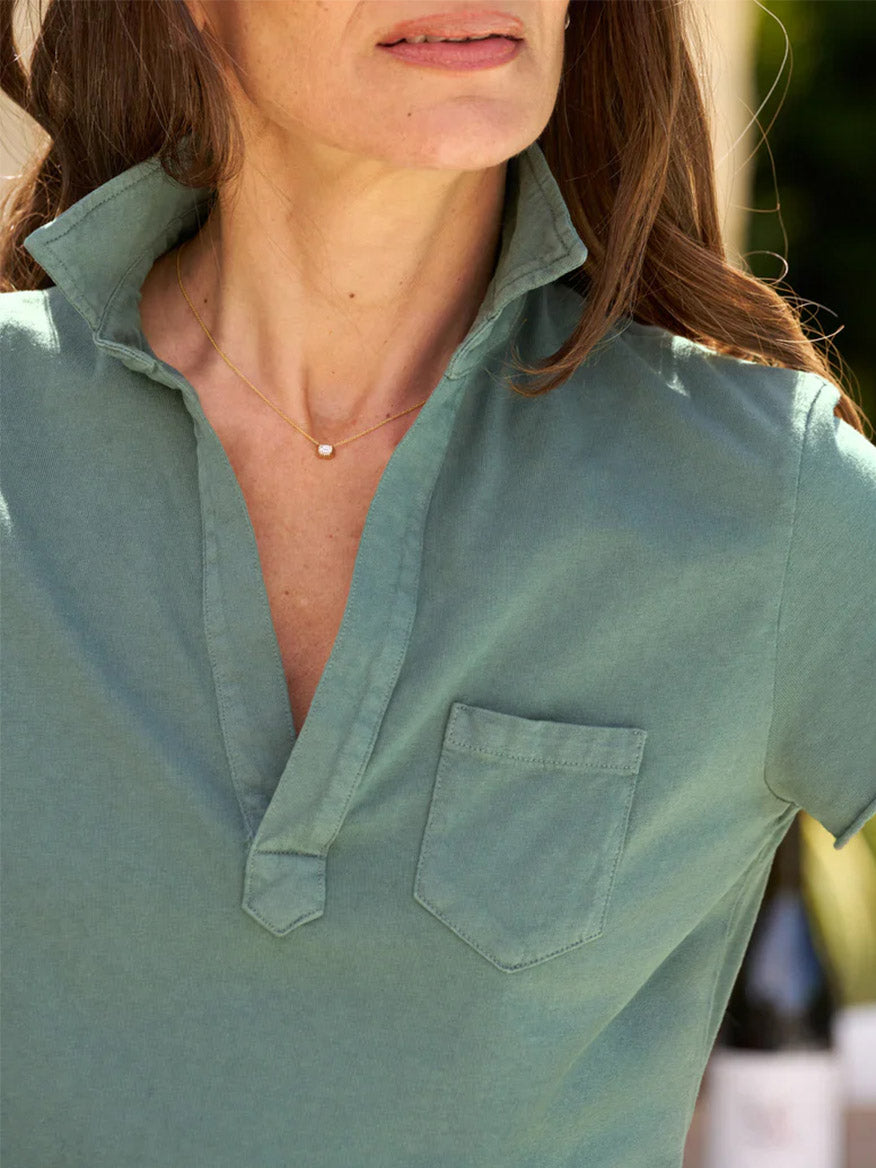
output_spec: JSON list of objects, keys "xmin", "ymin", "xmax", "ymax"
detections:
[{"xmin": 832, "ymin": 791, "xmax": 876, "ymax": 850}]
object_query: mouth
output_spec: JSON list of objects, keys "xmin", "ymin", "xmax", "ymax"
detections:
[
  {"xmin": 376, "ymin": 11, "xmax": 525, "ymax": 47},
  {"xmin": 379, "ymin": 33, "xmax": 520, "ymax": 46}
]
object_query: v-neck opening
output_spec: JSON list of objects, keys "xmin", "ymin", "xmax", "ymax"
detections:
[
  {"xmin": 138, "ymin": 339, "xmax": 483, "ymax": 935},
  {"xmin": 238, "ymin": 359, "xmax": 474, "ymax": 935}
]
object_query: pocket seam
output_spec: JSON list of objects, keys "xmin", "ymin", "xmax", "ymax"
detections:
[
  {"xmin": 413, "ymin": 709, "xmax": 644, "ymax": 971},
  {"xmin": 414, "ymin": 759, "xmax": 639, "ymax": 970},
  {"xmin": 446, "ymin": 702, "xmax": 647, "ymax": 772},
  {"xmin": 412, "ymin": 882, "xmax": 606, "ymax": 970},
  {"xmin": 444, "ymin": 732, "xmax": 642, "ymax": 772}
]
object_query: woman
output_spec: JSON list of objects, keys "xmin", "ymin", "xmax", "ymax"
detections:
[{"xmin": 1, "ymin": 2, "xmax": 874, "ymax": 1165}]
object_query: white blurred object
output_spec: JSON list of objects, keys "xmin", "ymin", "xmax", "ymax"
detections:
[
  {"xmin": 703, "ymin": 1048, "xmax": 844, "ymax": 1168},
  {"xmin": 836, "ymin": 1003, "xmax": 876, "ymax": 1106}
]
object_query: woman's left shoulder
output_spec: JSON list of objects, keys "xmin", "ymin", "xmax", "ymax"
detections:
[{"xmin": 604, "ymin": 319, "xmax": 876, "ymax": 487}]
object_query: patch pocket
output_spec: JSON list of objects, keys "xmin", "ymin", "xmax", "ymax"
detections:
[{"xmin": 413, "ymin": 702, "xmax": 646, "ymax": 972}]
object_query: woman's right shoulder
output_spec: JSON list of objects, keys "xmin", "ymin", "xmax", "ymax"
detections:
[
  {"xmin": 2, "ymin": 286, "xmax": 68, "ymax": 370},
  {"xmin": 1, "ymin": 286, "xmax": 108, "ymax": 490},
  {"xmin": 1, "ymin": 286, "xmax": 57, "ymax": 338},
  {"xmin": 1, "ymin": 286, "xmax": 98, "ymax": 404}
]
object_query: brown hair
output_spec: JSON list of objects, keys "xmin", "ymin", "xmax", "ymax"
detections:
[{"xmin": 0, "ymin": 0, "xmax": 869, "ymax": 436}]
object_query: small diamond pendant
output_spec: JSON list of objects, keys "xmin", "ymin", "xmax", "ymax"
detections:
[{"xmin": 316, "ymin": 443, "xmax": 335, "ymax": 459}]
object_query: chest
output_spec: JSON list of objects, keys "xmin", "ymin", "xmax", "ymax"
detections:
[
  {"xmin": 238, "ymin": 460, "xmax": 385, "ymax": 734},
  {"xmin": 210, "ymin": 416, "xmax": 417, "ymax": 736},
  {"xmin": 259, "ymin": 522, "xmax": 354, "ymax": 736}
]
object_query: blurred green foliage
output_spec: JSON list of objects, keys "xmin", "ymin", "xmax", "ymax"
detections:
[{"xmin": 748, "ymin": 0, "xmax": 876, "ymax": 434}]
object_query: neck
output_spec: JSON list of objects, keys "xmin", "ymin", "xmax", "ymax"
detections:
[{"xmin": 150, "ymin": 135, "xmax": 507, "ymax": 439}]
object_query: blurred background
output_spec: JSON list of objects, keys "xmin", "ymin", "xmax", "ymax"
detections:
[
  {"xmin": 2, "ymin": 1, "xmax": 874, "ymax": 1164},
  {"xmin": 676, "ymin": 6, "xmax": 876, "ymax": 1162}
]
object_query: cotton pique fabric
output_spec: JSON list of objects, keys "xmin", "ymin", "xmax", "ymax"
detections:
[{"xmin": 1, "ymin": 136, "xmax": 875, "ymax": 1168}]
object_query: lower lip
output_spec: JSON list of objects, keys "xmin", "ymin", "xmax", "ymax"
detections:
[{"xmin": 377, "ymin": 36, "xmax": 523, "ymax": 70}]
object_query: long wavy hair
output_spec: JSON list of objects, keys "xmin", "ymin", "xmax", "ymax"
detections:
[{"xmin": 0, "ymin": 0, "xmax": 869, "ymax": 436}]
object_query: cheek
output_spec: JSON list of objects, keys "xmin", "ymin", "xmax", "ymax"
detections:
[
  {"xmin": 224, "ymin": 38, "xmax": 308, "ymax": 122},
  {"xmin": 209, "ymin": 1, "xmax": 327, "ymax": 114},
  {"xmin": 229, "ymin": 26, "xmax": 375, "ymax": 135}
]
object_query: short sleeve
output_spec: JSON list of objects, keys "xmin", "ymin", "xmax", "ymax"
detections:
[{"xmin": 763, "ymin": 380, "xmax": 876, "ymax": 849}]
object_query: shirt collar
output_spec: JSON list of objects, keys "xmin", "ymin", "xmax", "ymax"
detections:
[{"xmin": 23, "ymin": 138, "xmax": 588, "ymax": 367}]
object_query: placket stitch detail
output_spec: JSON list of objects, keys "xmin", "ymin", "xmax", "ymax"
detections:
[
  {"xmin": 241, "ymin": 371, "xmax": 474, "ymax": 936},
  {"xmin": 99, "ymin": 342, "xmax": 298, "ymax": 841},
  {"xmin": 194, "ymin": 419, "xmax": 297, "ymax": 837}
]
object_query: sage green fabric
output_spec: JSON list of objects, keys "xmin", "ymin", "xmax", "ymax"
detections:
[{"xmin": 2, "ymin": 141, "xmax": 875, "ymax": 1168}]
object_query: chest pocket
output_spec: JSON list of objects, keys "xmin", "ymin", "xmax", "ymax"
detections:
[{"xmin": 413, "ymin": 702, "xmax": 646, "ymax": 972}]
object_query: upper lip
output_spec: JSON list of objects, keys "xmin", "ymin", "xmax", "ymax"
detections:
[{"xmin": 377, "ymin": 10, "xmax": 524, "ymax": 45}]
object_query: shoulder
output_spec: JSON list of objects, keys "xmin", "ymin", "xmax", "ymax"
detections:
[
  {"xmin": 1, "ymin": 287, "xmax": 56, "ymax": 345},
  {"xmin": 600, "ymin": 318, "xmax": 872, "ymax": 480},
  {"xmin": 1, "ymin": 282, "xmax": 92, "ymax": 337},
  {"xmin": 1, "ymin": 285, "xmax": 95, "ymax": 368},
  {"xmin": 527, "ymin": 314, "xmax": 875, "ymax": 537},
  {"xmin": 604, "ymin": 318, "xmax": 826, "ymax": 434},
  {"xmin": 1, "ymin": 287, "xmax": 113, "ymax": 506},
  {"xmin": 1, "ymin": 287, "xmax": 100, "ymax": 414},
  {"xmin": 624, "ymin": 321, "xmax": 876, "ymax": 531}
]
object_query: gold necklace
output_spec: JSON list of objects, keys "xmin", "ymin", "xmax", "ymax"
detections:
[{"xmin": 175, "ymin": 241, "xmax": 430, "ymax": 459}]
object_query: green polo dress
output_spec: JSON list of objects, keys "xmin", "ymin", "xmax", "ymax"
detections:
[{"xmin": 2, "ymin": 140, "xmax": 875, "ymax": 1168}]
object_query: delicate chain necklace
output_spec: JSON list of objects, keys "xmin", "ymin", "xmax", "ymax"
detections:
[{"xmin": 175, "ymin": 241, "xmax": 431, "ymax": 459}]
